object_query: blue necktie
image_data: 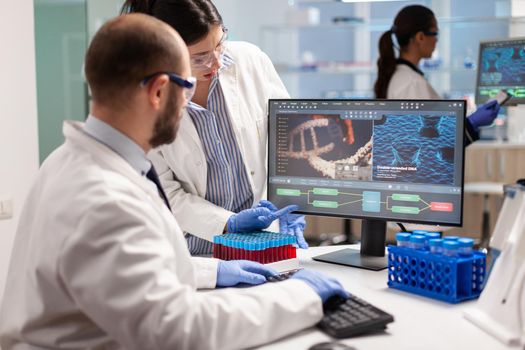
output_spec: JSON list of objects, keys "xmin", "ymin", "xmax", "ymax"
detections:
[{"xmin": 146, "ymin": 165, "xmax": 171, "ymax": 210}]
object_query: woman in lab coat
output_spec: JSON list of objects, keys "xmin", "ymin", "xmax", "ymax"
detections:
[
  {"xmin": 122, "ymin": 0, "xmax": 305, "ymax": 255},
  {"xmin": 374, "ymin": 4, "xmax": 500, "ymax": 144}
]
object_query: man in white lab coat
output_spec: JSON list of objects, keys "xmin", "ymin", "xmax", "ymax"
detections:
[{"xmin": 0, "ymin": 14, "xmax": 347, "ymax": 350}]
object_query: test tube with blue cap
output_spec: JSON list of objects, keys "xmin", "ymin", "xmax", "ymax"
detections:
[
  {"xmin": 442, "ymin": 240, "xmax": 459, "ymax": 257},
  {"xmin": 426, "ymin": 231, "xmax": 442, "ymax": 238},
  {"xmin": 429, "ymin": 238, "xmax": 443, "ymax": 254},
  {"xmin": 409, "ymin": 234, "xmax": 426, "ymax": 250},
  {"xmin": 457, "ymin": 238, "xmax": 474, "ymax": 256},
  {"xmin": 423, "ymin": 232, "xmax": 440, "ymax": 249},
  {"xmin": 396, "ymin": 232, "xmax": 411, "ymax": 247}
]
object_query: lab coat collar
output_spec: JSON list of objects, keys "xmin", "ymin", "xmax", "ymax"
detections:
[
  {"xmin": 396, "ymin": 58, "xmax": 424, "ymax": 76},
  {"xmin": 83, "ymin": 115, "xmax": 151, "ymax": 176},
  {"xmin": 63, "ymin": 120, "xmax": 169, "ymax": 211}
]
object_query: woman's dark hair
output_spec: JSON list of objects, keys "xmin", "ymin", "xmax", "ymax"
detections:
[
  {"xmin": 374, "ymin": 5, "xmax": 436, "ymax": 98},
  {"xmin": 121, "ymin": 0, "xmax": 223, "ymax": 45}
]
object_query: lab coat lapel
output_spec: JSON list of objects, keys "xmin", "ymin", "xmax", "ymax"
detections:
[
  {"xmin": 222, "ymin": 62, "xmax": 251, "ymax": 164},
  {"xmin": 219, "ymin": 61, "xmax": 254, "ymax": 191},
  {"xmin": 220, "ymin": 62, "xmax": 240, "ymax": 127},
  {"xmin": 178, "ymin": 110, "xmax": 207, "ymax": 195}
]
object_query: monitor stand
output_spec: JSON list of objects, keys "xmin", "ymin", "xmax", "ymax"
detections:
[{"xmin": 312, "ymin": 219, "xmax": 388, "ymax": 271}]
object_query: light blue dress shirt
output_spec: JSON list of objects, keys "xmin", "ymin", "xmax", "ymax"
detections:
[{"xmin": 83, "ymin": 115, "xmax": 151, "ymax": 176}]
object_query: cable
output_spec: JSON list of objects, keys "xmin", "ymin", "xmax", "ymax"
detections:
[{"xmin": 397, "ymin": 222, "xmax": 407, "ymax": 232}]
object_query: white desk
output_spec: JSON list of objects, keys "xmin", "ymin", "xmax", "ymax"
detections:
[{"xmin": 258, "ymin": 245, "xmax": 510, "ymax": 350}]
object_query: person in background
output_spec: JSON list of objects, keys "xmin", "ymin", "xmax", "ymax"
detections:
[
  {"xmin": 374, "ymin": 4, "xmax": 500, "ymax": 145},
  {"xmin": 121, "ymin": 0, "xmax": 309, "ymax": 255},
  {"xmin": 0, "ymin": 14, "xmax": 347, "ymax": 350}
]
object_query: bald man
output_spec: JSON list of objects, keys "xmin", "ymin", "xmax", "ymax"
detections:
[{"xmin": 0, "ymin": 14, "xmax": 347, "ymax": 350}]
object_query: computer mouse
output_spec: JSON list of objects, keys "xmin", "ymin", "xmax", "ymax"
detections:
[{"xmin": 308, "ymin": 341, "xmax": 356, "ymax": 350}]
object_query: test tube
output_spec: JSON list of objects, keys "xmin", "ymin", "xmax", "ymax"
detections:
[
  {"xmin": 425, "ymin": 232, "xmax": 441, "ymax": 240},
  {"xmin": 424, "ymin": 233, "xmax": 440, "ymax": 249},
  {"xmin": 443, "ymin": 236, "xmax": 459, "ymax": 242},
  {"xmin": 409, "ymin": 234, "xmax": 426, "ymax": 250},
  {"xmin": 255, "ymin": 242, "xmax": 262, "ymax": 263},
  {"xmin": 412, "ymin": 230, "xmax": 428, "ymax": 235},
  {"xmin": 426, "ymin": 231, "xmax": 442, "ymax": 238},
  {"xmin": 396, "ymin": 232, "xmax": 411, "ymax": 247},
  {"xmin": 270, "ymin": 238, "xmax": 276, "ymax": 263},
  {"xmin": 442, "ymin": 241, "xmax": 459, "ymax": 257},
  {"xmin": 428, "ymin": 238, "xmax": 443, "ymax": 254},
  {"xmin": 289, "ymin": 236, "xmax": 295, "ymax": 259},
  {"xmin": 457, "ymin": 238, "xmax": 474, "ymax": 256},
  {"xmin": 212, "ymin": 236, "xmax": 218, "ymax": 259},
  {"xmin": 263, "ymin": 238, "xmax": 268, "ymax": 263}
]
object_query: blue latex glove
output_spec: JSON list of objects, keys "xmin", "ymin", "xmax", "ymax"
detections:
[
  {"xmin": 227, "ymin": 203, "xmax": 298, "ymax": 233},
  {"xmin": 257, "ymin": 200, "xmax": 309, "ymax": 249},
  {"xmin": 216, "ymin": 260, "xmax": 278, "ymax": 287},
  {"xmin": 291, "ymin": 269, "xmax": 349, "ymax": 303},
  {"xmin": 468, "ymin": 100, "xmax": 500, "ymax": 130}
]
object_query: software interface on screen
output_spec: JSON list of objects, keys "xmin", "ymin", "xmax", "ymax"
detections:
[
  {"xmin": 268, "ymin": 100, "xmax": 466, "ymax": 226},
  {"xmin": 476, "ymin": 38, "xmax": 525, "ymax": 104}
]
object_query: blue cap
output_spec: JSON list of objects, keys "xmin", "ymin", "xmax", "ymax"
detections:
[
  {"xmin": 425, "ymin": 232, "xmax": 441, "ymax": 240},
  {"xmin": 442, "ymin": 241, "xmax": 459, "ymax": 250},
  {"xmin": 428, "ymin": 238, "xmax": 442, "ymax": 247},
  {"xmin": 409, "ymin": 234, "xmax": 426, "ymax": 243},
  {"xmin": 396, "ymin": 232, "xmax": 411, "ymax": 241},
  {"xmin": 443, "ymin": 236, "xmax": 459, "ymax": 241},
  {"xmin": 412, "ymin": 230, "xmax": 428, "ymax": 235},
  {"xmin": 457, "ymin": 238, "xmax": 474, "ymax": 248}
]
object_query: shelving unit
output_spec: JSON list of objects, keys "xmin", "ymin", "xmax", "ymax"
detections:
[{"xmin": 260, "ymin": 0, "xmax": 523, "ymax": 99}]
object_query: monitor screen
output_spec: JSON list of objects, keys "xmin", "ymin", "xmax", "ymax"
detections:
[
  {"xmin": 476, "ymin": 37, "xmax": 525, "ymax": 105},
  {"xmin": 268, "ymin": 99, "xmax": 466, "ymax": 227}
]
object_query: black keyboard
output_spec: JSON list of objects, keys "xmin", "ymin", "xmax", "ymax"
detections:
[
  {"xmin": 318, "ymin": 294, "xmax": 394, "ymax": 338},
  {"xmin": 266, "ymin": 270, "xmax": 394, "ymax": 338}
]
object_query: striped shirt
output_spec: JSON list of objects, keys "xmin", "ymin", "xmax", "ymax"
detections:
[{"xmin": 185, "ymin": 54, "xmax": 254, "ymax": 254}]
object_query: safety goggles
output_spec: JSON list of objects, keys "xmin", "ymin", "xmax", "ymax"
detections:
[
  {"xmin": 141, "ymin": 72, "xmax": 196, "ymax": 102},
  {"xmin": 190, "ymin": 27, "xmax": 228, "ymax": 71}
]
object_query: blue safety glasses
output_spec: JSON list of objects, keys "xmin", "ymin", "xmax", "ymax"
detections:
[{"xmin": 141, "ymin": 72, "xmax": 196, "ymax": 102}]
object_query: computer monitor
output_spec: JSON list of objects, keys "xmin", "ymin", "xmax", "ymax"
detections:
[
  {"xmin": 475, "ymin": 37, "xmax": 525, "ymax": 105},
  {"xmin": 268, "ymin": 99, "xmax": 466, "ymax": 270}
]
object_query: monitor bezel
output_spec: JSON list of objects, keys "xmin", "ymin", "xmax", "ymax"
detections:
[
  {"xmin": 475, "ymin": 37, "xmax": 525, "ymax": 106},
  {"xmin": 267, "ymin": 98, "xmax": 466, "ymax": 227}
]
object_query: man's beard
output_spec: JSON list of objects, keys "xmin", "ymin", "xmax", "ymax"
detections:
[{"xmin": 149, "ymin": 89, "xmax": 181, "ymax": 149}]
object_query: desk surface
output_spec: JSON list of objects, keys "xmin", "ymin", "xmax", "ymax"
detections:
[{"xmin": 258, "ymin": 245, "xmax": 510, "ymax": 350}]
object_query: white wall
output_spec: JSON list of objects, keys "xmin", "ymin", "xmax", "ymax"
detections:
[
  {"xmin": 213, "ymin": 0, "xmax": 290, "ymax": 47},
  {"xmin": 0, "ymin": 0, "xmax": 40, "ymax": 305}
]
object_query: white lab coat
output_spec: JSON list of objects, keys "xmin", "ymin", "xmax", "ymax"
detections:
[
  {"xmin": 387, "ymin": 63, "xmax": 441, "ymax": 99},
  {"xmin": 149, "ymin": 41, "xmax": 290, "ymax": 240},
  {"xmin": 387, "ymin": 63, "xmax": 477, "ymax": 145},
  {"xmin": 386, "ymin": 63, "xmax": 456, "ymax": 232},
  {"xmin": 0, "ymin": 121, "xmax": 323, "ymax": 350}
]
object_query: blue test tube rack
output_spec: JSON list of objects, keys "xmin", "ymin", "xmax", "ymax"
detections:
[{"xmin": 387, "ymin": 245, "xmax": 486, "ymax": 303}]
